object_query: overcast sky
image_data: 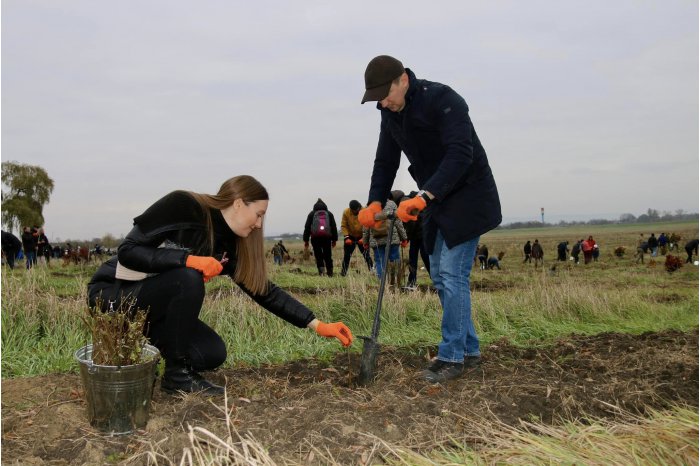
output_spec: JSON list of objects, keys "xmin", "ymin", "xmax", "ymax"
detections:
[{"xmin": 2, "ymin": 1, "xmax": 698, "ymax": 241}]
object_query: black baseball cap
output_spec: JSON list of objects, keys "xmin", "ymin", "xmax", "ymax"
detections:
[{"xmin": 361, "ymin": 55, "xmax": 405, "ymax": 104}]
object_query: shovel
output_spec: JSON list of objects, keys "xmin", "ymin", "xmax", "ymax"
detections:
[{"xmin": 358, "ymin": 213, "xmax": 398, "ymax": 385}]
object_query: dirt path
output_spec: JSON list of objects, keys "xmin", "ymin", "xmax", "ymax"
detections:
[{"xmin": 2, "ymin": 330, "xmax": 697, "ymax": 465}]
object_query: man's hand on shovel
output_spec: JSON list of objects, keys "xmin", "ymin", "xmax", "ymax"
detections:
[
  {"xmin": 397, "ymin": 193, "xmax": 430, "ymax": 222},
  {"xmin": 311, "ymin": 320, "xmax": 354, "ymax": 347},
  {"xmin": 358, "ymin": 202, "xmax": 384, "ymax": 229}
]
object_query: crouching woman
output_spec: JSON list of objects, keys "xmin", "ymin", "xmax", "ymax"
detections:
[{"xmin": 88, "ymin": 175, "xmax": 353, "ymax": 395}]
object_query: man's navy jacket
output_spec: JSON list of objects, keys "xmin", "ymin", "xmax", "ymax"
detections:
[{"xmin": 367, "ymin": 68, "xmax": 502, "ymax": 254}]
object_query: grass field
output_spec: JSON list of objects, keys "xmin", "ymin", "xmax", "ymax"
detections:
[{"xmin": 1, "ymin": 220, "xmax": 697, "ymax": 464}]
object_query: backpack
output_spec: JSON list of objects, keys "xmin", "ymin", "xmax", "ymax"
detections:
[{"xmin": 310, "ymin": 210, "xmax": 332, "ymax": 238}]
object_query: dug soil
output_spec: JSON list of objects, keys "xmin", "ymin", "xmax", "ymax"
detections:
[{"xmin": 2, "ymin": 329, "xmax": 697, "ymax": 465}]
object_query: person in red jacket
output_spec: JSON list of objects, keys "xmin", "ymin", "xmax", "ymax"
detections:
[{"xmin": 582, "ymin": 236, "xmax": 596, "ymax": 264}]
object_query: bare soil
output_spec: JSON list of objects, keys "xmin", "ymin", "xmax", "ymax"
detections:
[{"xmin": 2, "ymin": 330, "xmax": 697, "ymax": 465}]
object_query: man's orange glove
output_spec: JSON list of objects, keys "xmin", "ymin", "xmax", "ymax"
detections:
[
  {"xmin": 358, "ymin": 202, "xmax": 383, "ymax": 228},
  {"xmin": 186, "ymin": 255, "xmax": 223, "ymax": 282},
  {"xmin": 344, "ymin": 236, "xmax": 353, "ymax": 246},
  {"xmin": 332, "ymin": 241, "xmax": 337, "ymax": 248},
  {"xmin": 315, "ymin": 321, "xmax": 353, "ymax": 347},
  {"xmin": 304, "ymin": 241, "xmax": 309, "ymax": 249},
  {"xmin": 401, "ymin": 240, "xmax": 409, "ymax": 248},
  {"xmin": 397, "ymin": 196, "xmax": 427, "ymax": 222}
]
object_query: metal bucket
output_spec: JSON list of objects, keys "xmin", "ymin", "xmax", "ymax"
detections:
[{"xmin": 75, "ymin": 344, "xmax": 160, "ymax": 435}]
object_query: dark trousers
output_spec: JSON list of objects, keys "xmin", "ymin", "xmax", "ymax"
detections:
[
  {"xmin": 407, "ymin": 239, "xmax": 430, "ymax": 286},
  {"xmin": 88, "ymin": 268, "xmax": 227, "ymax": 371},
  {"xmin": 557, "ymin": 250, "xmax": 567, "ymax": 261},
  {"xmin": 341, "ymin": 237, "xmax": 373, "ymax": 275},
  {"xmin": 3, "ymin": 248, "xmax": 18, "ymax": 269},
  {"xmin": 686, "ymin": 247, "xmax": 695, "ymax": 263},
  {"xmin": 311, "ymin": 237, "xmax": 333, "ymax": 276}
]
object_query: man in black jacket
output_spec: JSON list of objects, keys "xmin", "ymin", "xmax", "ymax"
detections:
[
  {"xmin": 1, "ymin": 230, "xmax": 22, "ymax": 269},
  {"xmin": 358, "ymin": 55, "xmax": 501, "ymax": 383}
]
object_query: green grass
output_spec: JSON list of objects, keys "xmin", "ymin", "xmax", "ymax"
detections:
[{"xmin": 1, "ymin": 222, "xmax": 697, "ymax": 377}]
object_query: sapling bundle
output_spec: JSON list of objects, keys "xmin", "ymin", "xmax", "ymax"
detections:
[{"xmin": 82, "ymin": 299, "xmax": 150, "ymax": 366}]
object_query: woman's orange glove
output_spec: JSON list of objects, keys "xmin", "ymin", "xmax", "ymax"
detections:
[
  {"xmin": 358, "ymin": 202, "xmax": 383, "ymax": 228},
  {"xmin": 401, "ymin": 240, "xmax": 409, "ymax": 248},
  {"xmin": 396, "ymin": 196, "xmax": 427, "ymax": 222},
  {"xmin": 186, "ymin": 255, "xmax": 223, "ymax": 282},
  {"xmin": 315, "ymin": 321, "xmax": 353, "ymax": 347},
  {"xmin": 344, "ymin": 236, "xmax": 353, "ymax": 246}
]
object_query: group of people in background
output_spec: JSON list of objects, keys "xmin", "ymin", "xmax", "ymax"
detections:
[
  {"xmin": 1, "ymin": 227, "xmax": 112, "ymax": 270},
  {"xmin": 1, "ymin": 226, "xmax": 51, "ymax": 269},
  {"xmin": 517, "ymin": 232, "xmax": 699, "ymax": 266},
  {"xmin": 298, "ymin": 191, "xmax": 429, "ymax": 290}
]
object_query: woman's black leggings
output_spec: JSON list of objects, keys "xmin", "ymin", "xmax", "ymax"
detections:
[{"xmin": 88, "ymin": 268, "xmax": 226, "ymax": 371}]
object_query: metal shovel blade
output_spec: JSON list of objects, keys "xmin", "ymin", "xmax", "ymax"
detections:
[{"xmin": 358, "ymin": 336, "xmax": 380, "ymax": 385}]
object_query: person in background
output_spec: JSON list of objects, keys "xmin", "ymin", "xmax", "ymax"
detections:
[
  {"xmin": 635, "ymin": 234, "xmax": 646, "ymax": 264},
  {"xmin": 557, "ymin": 241, "xmax": 569, "ymax": 262},
  {"xmin": 358, "ymin": 55, "xmax": 501, "ymax": 383},
  {"xmin": 684, "ymin": 238, "xmax": 698, "ymax": 264},
  {"xmin": 340, "ymin": 200, "xmax": 373, "ymax": 276},
  {"xmin": 37, "ymin": 227, "xmax": 51, "ymax": 266},
  {"xmin": 402, "ymin": 191, "xmax": 430, "ymax": 289},
  {"xmin": 361, "ymin": 196, "xmax": 408, "ymax": 286},
  {"xmin": 303, "ymin": 198, "xmax": 338, "ymax": 276},
  {"xmin": 592, "ymin": 244, "xmax": 600, "ymax": 262},
  {"xmin": 647, "ymin": 233, "xmax": 658, "ymax": 257},
  {"xmin": 658, "ymin": 232, "xmax": 668, "ymax": 255},
  {"xmin": 571, "ymin": 239, "xmax": 583, "ymax": 264},
  {"xmin": 21, "ymin": 227, "xmax": 36, "ymax": 270},
  {"xmin": 582, "ymin": 236, "xmax": 596, "ymax": 265},
  {"xmin": 531, "ymin": 239, "xmax": 544, "ymax": 267},
  {"xmin": 271, "ymin": 240, "xmax": 288, "ymax": 266},
  {"xmin": 476, "ymin": 244, "xmax": 489, "ymax": 270},
  {"xmin": 88, "ymin": 176, "xmax": 353, "ymax": 396},
  {"xmin": 523, "ymin": 240, "xmax": 532, "ymax": 263},
  {"xmin": 1, "ymin": 230, "xmax": 22, "ymax": 269}
]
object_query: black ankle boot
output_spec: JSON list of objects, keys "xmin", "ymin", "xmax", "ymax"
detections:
[{"xmin": 161, "ymin": 359, "xmax": 225, "ymax": 395}]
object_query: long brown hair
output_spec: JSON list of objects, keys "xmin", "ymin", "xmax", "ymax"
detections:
[{"xmin": 188, "ymin": 175, "xmax": 269, "ymax": 295}]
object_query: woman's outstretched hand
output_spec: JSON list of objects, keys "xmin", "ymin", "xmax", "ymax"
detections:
[
  {"xmin": 186, "ymin": 255, "xmax": 223, "ymax": 282},
  {"xmin": 314, "ymin": 320, "xmax": 353, "ymax": 347}
]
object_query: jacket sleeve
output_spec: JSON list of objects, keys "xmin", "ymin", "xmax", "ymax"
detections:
[
  {"xmin": 330, "ymin": 212, "xmax": 338, "ymax": 241},
  {"xmin": 238, "ymin": 281, "xmax": 316, "ymax": 328},
  {"xmin": 117, "ymin": 225, "xmax": 188, "ymax": 272},
  {"xmin": 340, "ymin": 209, "xmax": 350, "ymax": 237},
  {"xmin": 367, "ymin": 119, "xmax": 402, "ymax": 205},
  {"xmin": 421, "ymin": 89, "xmax": 476, "ymax": 201},
  {"xmin": 302, "ymin": 212, "xmax": 313, "ymax": 242}
]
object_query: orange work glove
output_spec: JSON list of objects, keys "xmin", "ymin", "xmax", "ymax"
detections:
[
  {"xmin": 363, "ymin": 242, "xmax": 369, "ymax": 250},
  {"xmin": 332, "ymin": 241, "xmax": 337, "ymax": 248},
  {"xmin": 358, "ymin": 202, "xmax": 383, "ymax": 228},
  {"xmin": 315, "ymin": 321, "xmax": 353, "ymax": 347},
  {"xmin": 357, "ymin": 238, "xmax": 364, "ymax": 245},
  {"xmin": 344, "ymin": 236, "xmax": 353, "ymax": 246},
  {"xmin": 186, "ymin": 255, "xmax": 223, "ymax": 282},
  {"xmin": 401, "ymin": 240, "xmax": 409, "ymax": 248},
  {"xmin": 396, "ymin": 196, "xmax": 427, "ymax": 222},
  {"xmin": 304, "ymin": 241, "xmax": 309, "ymax": 249}
]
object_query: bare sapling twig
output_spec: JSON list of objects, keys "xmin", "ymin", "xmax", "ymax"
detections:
[{"xmin": 81, "ymin": 298, "xmax": 150, "ymax": 366}]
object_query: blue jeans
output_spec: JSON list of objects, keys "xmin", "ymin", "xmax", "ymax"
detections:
[
  {"xmin": 429, "ymin": 231, "xmax": 480, "ymax": 362},
  {"xmin": 373, "ymin": 244, "xmax": 399, "ymax": 280}
]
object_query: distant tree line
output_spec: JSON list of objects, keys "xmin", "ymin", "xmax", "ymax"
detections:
[{"xmin": 498, "ymin": 208, "xmax": 698, "ymax": 230}]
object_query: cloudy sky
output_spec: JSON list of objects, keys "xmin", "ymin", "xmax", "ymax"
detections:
[{"xmin": 2, "ymin": 1, "xmax": 698, "ymax": 241}]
